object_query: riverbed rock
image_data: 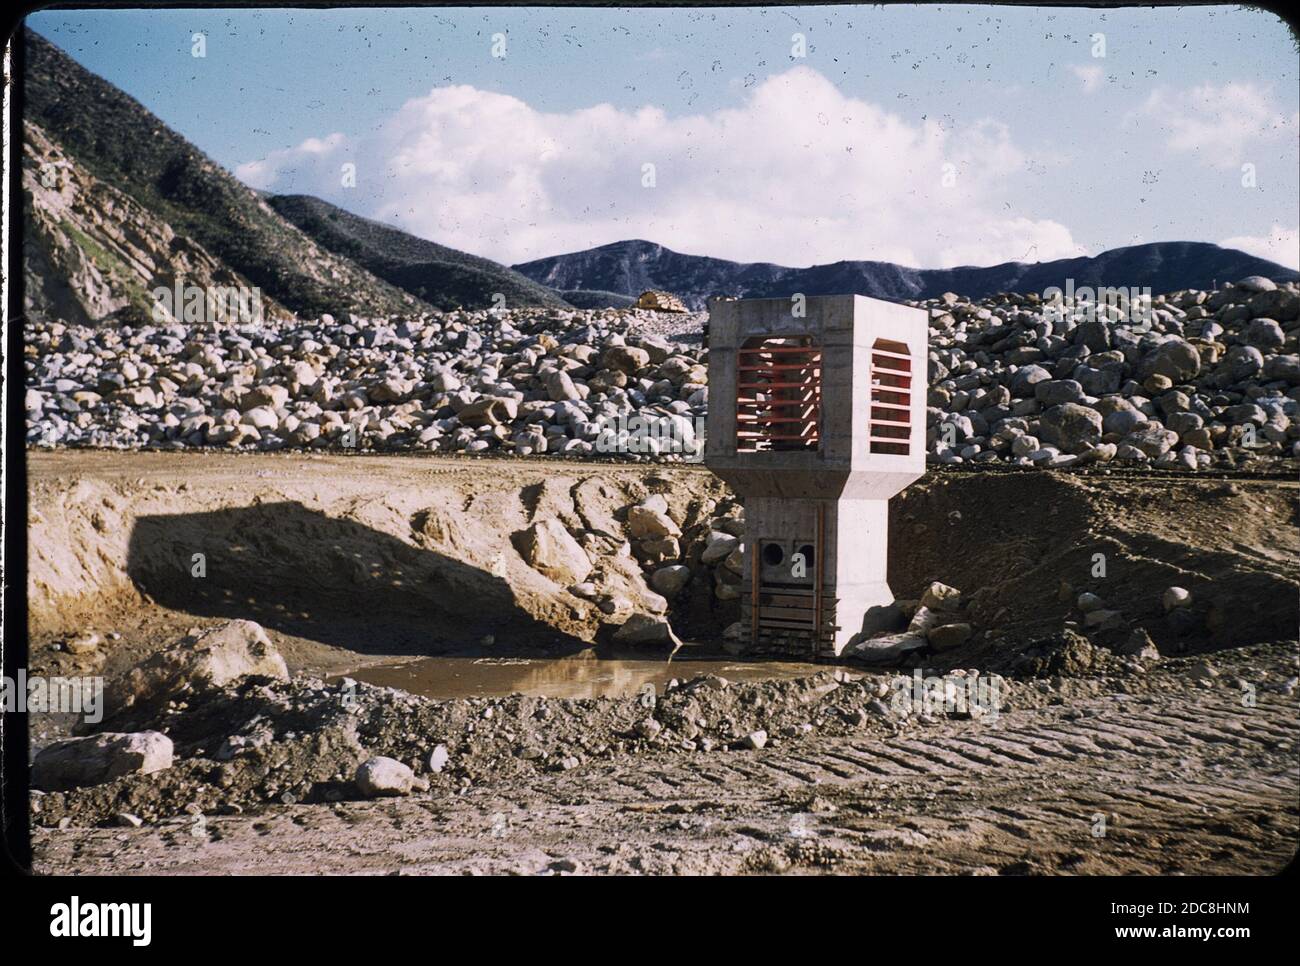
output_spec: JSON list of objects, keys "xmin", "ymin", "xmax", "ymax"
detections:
[
  {"xmin": 23, "ymin": 281, "xmax": 1299, "ymax": 474},
  {"xmin": 355, "ymin": 756, "xmax": 423, "ymax": 797},
  {"xmin": 116, "ymin": 620, "xmax": 288, "ymax": 714},
  {"xmin": 32, "ymin": 731, "xmax": 174, "ymax": 791}
]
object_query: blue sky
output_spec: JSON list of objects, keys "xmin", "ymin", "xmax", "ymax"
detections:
[{"xmin": 26, "ymin": 5, "xmax": 1300, "ymax": 269}]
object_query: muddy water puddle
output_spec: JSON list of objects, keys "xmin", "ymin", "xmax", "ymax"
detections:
[{"xmin": 341, "ymin": 649, "xmax": 826, "ymax": 700}]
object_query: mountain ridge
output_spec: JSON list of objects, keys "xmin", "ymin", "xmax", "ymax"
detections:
[
  {"xmin": 22, "ymin": 27, "xmax": 429, "ymax": 320},
  {"xmin": 266, "ymin": 195, "xmax": 569, "ymax": 311},
  {"xmin": 514, "ymin": 238, "xmax": 1300, "ymax": 310}
]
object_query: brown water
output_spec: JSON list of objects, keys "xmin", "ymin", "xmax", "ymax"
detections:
[{"xmin": 343, "ymin": 649, "xmax": 826, "ymax": 700}]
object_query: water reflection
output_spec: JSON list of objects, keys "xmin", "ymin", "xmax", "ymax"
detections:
[{"xmin": 340, "ymin": 648, "xmax": 824, "ymax": 700}]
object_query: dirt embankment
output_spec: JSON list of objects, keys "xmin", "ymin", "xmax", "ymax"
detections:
[
  {"xmin": 890, "ymin": 468, "xmax": 1299, "ymax": 655},
  {"xmin": 27, "ymin": 453, "xmax": 1298, "ymax": 677},
  {"xmin": 27, "ymin": 452, "xmax": 731, "ymax": 672}
]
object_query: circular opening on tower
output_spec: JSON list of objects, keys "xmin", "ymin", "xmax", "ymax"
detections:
[{"xmin": 761, "ymin": 542, "xmax": 785, "ymax": 567}]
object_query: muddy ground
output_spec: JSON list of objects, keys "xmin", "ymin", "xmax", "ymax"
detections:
[{"xmin": 19, "ymin": 451, "xmax": 1300, "ymax": 875}]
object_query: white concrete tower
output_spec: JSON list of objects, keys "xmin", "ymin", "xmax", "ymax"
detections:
[{"xmin": 705, "ymin": 295, "xmax": 928, "ymax": 656}]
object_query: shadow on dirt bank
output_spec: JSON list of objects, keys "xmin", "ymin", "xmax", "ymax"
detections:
[{"xmin": 126, "ymin": 501, "xmax": 586, "ymax": 657}]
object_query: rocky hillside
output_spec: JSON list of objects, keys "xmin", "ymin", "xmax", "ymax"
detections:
[
  {"xmin": 267, "ymin": 194, "xmax": 570, "ymax": 311},
  {"xmin": 22, "ymin": 28, "xmax": 425, "ymax": 320},
  {"xmin": 514, "ymin": 239, "xmax": 1300, "ymax": 310},
  {"xmin": 22, "ymin": 121, "xmax": 290, "ymax": 326}
]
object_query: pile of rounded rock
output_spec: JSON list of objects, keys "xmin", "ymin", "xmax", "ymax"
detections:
[
  {"xmin": 920, "ymin": 276, "xmax": 1299, "ymax": 469},
  {"xmin": 608, "ymin": 495, "xmax": 746, "ymax": 644},
  {"xmin": 24, "ymin": 277, "xmax": 1299, "ymax": 471},
  {"xmin": 24, "ymin": 306, "xmax": 707, "ymax": 458}
]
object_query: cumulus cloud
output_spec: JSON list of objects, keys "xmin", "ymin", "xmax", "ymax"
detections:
[
  {"xmin": 1128, "ymin": 83, "xmax": 1299, "ymax": 169},
  {"xmin": 1220, "ymin": 224, "xmax": 1300, "ymax": 270},
  {"xmin": 237, "ymin": 66, "xmax": 1082, "ymax": 268}
]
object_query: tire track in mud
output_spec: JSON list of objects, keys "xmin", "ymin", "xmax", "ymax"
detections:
[{"xmin": 37, "ymin": 683, "xmax": 1295, "ymax": 875}]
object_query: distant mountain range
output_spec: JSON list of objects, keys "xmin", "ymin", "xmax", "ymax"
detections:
[
  {"xmin": 20, "ymin": 28, "xmax": 1298, "ymax": 326},
  {"xmin": 514, "ymin": 239, "xmax": 1299, "ymax": 310}
]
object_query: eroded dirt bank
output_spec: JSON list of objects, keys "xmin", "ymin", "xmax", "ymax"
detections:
[
  {"xmin": 27, "ymin": 452, "xmax": 1299, "ymax": 668},
  {"xmin": 21, "ymin": 451, "xmax": 1300, "ymax": 875}
]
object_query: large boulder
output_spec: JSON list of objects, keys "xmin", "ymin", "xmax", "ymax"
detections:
[
  {"xmin": 368, "ymin": 375, "xmax": 412, "ymax": 403},
  {"xmin": 1034, "ymin": 379, "xmax": 1086, "ymax": 406},
  {"xmin": 848, "ymin": 632, "xmax": 928, "ymax": 665},
  {"xmin": 1245, "ymin": 318, "xmax": 1285, "ymax": 350},
  {"xmin": 1008, "ymin": 364, "xmax": 1052, "ymax": 398},
  {"xmin": 355, "ymin": 757, "xmax": 423, "ymax": 797},
  {"xmin": 1235, "ymin": 275, "xmax": 1277, "ymax": 293},
  {"xmin": 700, "ymin": 531, "xmax": 739, "ymax": 565},
  {"xmin": 240, "ymin": 384, "xmax": 289, "ymax": 411},
  {"xmin": 1139, "ymin": 338, "xmax": 1201, "ymax": 383},
  {"xmin": 515, "ymin": 518, "xmax": 592, "ymax": 586},
  {"xmin": 1124, "ymin": 423, "xmax": 1179, "ymax": 458},
  {"xmin": 458, "ymin": 396, "xmax": 519, "ymax": 427},
  {"xmin": 602, "ymin": 345, "xmax": 650, "ymax": 374},
  {"xmin": 613, "ymin": 613, "xmax": 679, "ymax": 647},
  {"xmin": 115, "ymin": 620, "xmax": 288, "ymax": 715},
  {"xmin": 1038, "ymin": 403, "xmax": 1103, "ymax": 454},
  {"xmin": 627, "ymin": 504, "xmax": 680, "ymax": 539},
  {"xmin": 32, "ymin": 731, "xmax": 173, "ymax": 791},
  {"xmin": 650, "ymin": 564, "xmax": 692, "ymax": 597},
  {"xmin": 542, "ymin": 368, "xmax": 582, "ymax": 402}
]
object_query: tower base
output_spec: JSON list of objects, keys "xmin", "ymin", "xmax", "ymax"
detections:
[{"xmin": 739, "ymin": 496, "xmax": 893, "ymax": 658}]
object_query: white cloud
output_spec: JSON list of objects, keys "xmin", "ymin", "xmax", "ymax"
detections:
[
  {"xmin": 1220, "ymin": 224, "xmax": 1300, "ymax": 270},
  {"xmin": 236, "ymin": 66, "xmax": 1082, "ymax": 268},
  {"xmin": 1128, "ymin": 83, "xmax": 1299, "ymax": 169},
  {"xmin": 1069, "ymin": 64, "xmax": 1103, "ymax": 94}
]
